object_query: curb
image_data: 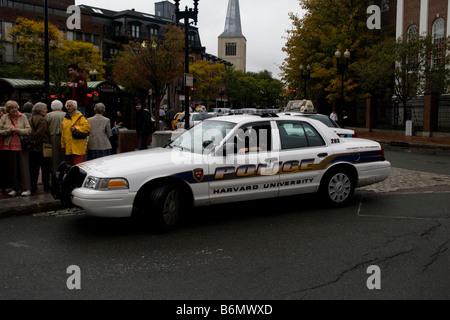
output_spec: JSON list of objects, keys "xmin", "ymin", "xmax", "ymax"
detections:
[{"xmin": 0, "ymin": 198, "xmax": 64, "ymax": 219}]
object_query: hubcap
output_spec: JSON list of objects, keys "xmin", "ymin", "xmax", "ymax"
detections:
[
  {"xmin": 328, "ymin": 173, "xmax": 351, "ymax": 203},
  {"xmin": 163, "ymin": 190, "xmax": 181, "ymax": 226}
]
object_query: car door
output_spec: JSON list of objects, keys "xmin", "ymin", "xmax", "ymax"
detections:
[
  {"xmin": 276, "ymin": 120, "xmax": 331, "ymax": 196},
  {"xmin": 208, "ymin": 121, "xmax": 280, "ymax": 204}
]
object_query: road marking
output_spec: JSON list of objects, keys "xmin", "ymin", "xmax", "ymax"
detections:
[{"xmin": 356, "ymin": 193, "xmax": 450, "ymax": 221}]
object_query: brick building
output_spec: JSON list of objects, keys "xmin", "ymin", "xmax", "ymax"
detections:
[
  {"xmin": 377, "ymin": 0, "xmax": 450, "ymax": 40},
  {"xmin": 370, "ymin": 0, "xmax": 450, "ymax": 135}
]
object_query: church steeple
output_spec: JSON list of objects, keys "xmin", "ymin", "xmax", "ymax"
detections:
[
  {"xmin": 219, "ymin": 0, "xmax": 244, "ymax": 38},
  {"xmin": 218, "ymin": 0, "xmax": 247, "ymax": 72}
]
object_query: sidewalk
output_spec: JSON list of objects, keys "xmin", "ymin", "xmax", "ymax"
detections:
[
  {"xmin": 354, "ymin": 128, "xmax": 450, "ymax": 151},
  {"xmin": 1, "ymin": 129, "xmax": 450, "ymax": 219}
]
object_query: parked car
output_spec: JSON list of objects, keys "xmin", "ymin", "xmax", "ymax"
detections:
[
  {"xmin": 286, "ymin": 113, "xmax": 357, "ymax": 138},
  {"xmin": 177, "ymin": 112, "xmax": 217, "ymax": 129},
  {"xmin": 171, "ymin": 112, "xmax": 185, "ymax": 130},
  {"xmin": 53, "ymin": 114, "xmax": 390, "ymax": 231}
]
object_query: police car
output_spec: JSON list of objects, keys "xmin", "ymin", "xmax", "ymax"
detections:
[{"xmin": 53, "ymin": 114, "xmax": 390, "ymax": 231}]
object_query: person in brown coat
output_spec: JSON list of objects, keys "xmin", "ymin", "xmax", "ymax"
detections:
[{"xmin": 29, "ymin": 102, "xmax": 52, "ymax": 191}]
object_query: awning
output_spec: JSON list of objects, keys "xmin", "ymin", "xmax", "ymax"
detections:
[{"xmin": 0, "ymin": 78, "xmax": 47, "ymax": 89}]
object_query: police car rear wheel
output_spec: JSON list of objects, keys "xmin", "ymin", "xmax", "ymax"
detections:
[{"xmin": 321, "ymin": 168, "xmax": 354, "ymax": 207}]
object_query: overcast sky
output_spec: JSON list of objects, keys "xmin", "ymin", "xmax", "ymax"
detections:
[{"xmin": 75, "ymin": 0, "xmax": 305, "ymax": 79}]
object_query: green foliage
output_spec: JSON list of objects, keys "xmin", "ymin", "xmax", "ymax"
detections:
[{"xmin": 223, "ymin": 67, "xmax": 284, "ymax": 109}]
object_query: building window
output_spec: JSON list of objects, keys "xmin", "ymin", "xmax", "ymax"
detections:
[
  {"xmin": 226, "ymin": 43, "xmax": 237, "ymax": 56},
  {"xmin": 150, "ymin": 27, "xmax": 158, "ymax": 36},
  {"xmin": 114, "ymin": 25, "xmax": 121, "ymax": 37},
  {"xmin": 432, "ymin": 18, "xmax": 445, "ymax": 69},
  {"xmin": 131, "ymin": 25, "xmax": 140, "ymax": 38},
  {"xmin": 407, "ymin": 25, "xmax": 418, "ymax": 41}
]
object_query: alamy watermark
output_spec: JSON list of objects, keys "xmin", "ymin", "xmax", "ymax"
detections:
[
  {"xmin": 66, "ymin": 5, "xmax": 81, "ymax": 30},
  {"xmin": 66, "ymin": 265, "xmax": 81, "ymax": 290},
  {"xmin": 366, "ymin": 265, "xmax": 381, "ymax": 290}
]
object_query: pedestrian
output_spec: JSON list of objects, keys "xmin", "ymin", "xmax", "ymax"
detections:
[
  {"xmin": 135, "ymin": 102, "xmax": 153, "ymax": 150},
  {"xmin": 68, "ymin": 63, "xmax": 89, "ymax": 116},
  {"xmin": 112, "ymin": 110, "xmax": 125, "ymax": 135},
  {"xmin": 29, "ymin": 102, "xmax": 51, "ymax": 192},
  {"xmin": 0, "ymin": 106, "xmax": 13, "ymax": 194},
  {"xmin": 0, "ymin": 100, "xmax": 32, "ymax": 196},
  {"xmin": 166, "ymin": 106, "xmax": 175, "ymax": 130},
  {"xmin": 61, "ymin": 100, "xmax": 90, "ymax": 166},
  {"xmin": 46, "ymin": 100, "xmax": 66, "ymax": 174},
  {"xmin": 87, "ymin": 103, "xmax": 112, "ymax": 160},
  {"xmin": 330, "ymin": 109, "xmax": 338, "ymax": 123},
  {"xmin": 22, "ymin": 101, "xmax": 34, "ymax": 119}
]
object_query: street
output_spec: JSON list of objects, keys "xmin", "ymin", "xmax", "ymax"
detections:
[{"xmin": 0, "ymin": 149, "xmax": 449, "ymax": 300}]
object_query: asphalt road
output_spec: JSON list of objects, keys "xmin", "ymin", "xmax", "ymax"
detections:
[{"xmin": 0, "ymin": 149, "xmax": 449, "ymax": 302}]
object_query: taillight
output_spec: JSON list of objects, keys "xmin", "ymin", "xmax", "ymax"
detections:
[{"xmin": 380, "ymin": 144, "xmax": 385, "ymax": 160}]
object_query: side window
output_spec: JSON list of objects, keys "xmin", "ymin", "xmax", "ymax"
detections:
[
  {"xmin": 232, "ymin": 122, "xmax": 272, "ymax": 153},
  {"xmin": 278, "ymin": 122, "xmax": 325, "ymax": 150},
  {"xmin": 303, "ymin": 123, "xmax": 325, "ymax": 147}
]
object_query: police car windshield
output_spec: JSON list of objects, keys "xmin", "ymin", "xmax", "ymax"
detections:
[{"xmin": 169, "ymin": 120, "xmax": 236, "ymax": 154}]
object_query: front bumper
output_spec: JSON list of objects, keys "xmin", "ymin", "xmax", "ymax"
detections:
[{"xmin": 72, "ymin": 188, "xmax": 136, "ymax": 218}]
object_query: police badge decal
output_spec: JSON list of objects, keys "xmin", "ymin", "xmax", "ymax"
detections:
[{"xmin": 193, "ymin": 168, "xmax": 204, "ymax": 182}]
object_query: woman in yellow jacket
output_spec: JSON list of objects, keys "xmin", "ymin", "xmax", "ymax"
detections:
[{"xmin": 61, "ymin": 100, "xmax": 90, "ymax": 165}]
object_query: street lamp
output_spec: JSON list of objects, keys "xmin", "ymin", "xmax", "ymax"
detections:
[
  {"xmin": 44, "ymin": 0, "xmax": 50, "ymax": 107},
  {"xmin": 89, "ymin": 69, "xmax": 98, "ymax": 81},
  {"xmin": 174, "ymin": 0, "xmax": 199, "ymax": 130},
  {"xmin": 335, "ymin": 48, "xmax": 350, "ymax": 122},
  {"xmin": 300, "ymin": 64, "xmax": 311, "ymax": 99}
]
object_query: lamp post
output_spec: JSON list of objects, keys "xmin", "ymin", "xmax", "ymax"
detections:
[
  {"xmin": 44, "ymin": 0, "xmax": 50, "ymax": 108},
  {"xmin": 300, "ymin": 64, "xmax": 311, "ymax": 99},
  {"xmin": 89, "ymin": 69, "xmax": 98, "ymax": 81},
  {"xmin": 335, "ymin": 48, "xmax": 350, "ymax": 123},
  {"xmin": 174, "ymin": 0, "xmax": 199, "ymax": 130}
]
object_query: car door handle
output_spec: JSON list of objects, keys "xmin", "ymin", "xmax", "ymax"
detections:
[
  {"xmin": 265, "ymin": 157, "xmax": 278, "ymax": 163},
  {"xmin": 318, "ymin": 153, "xmax": 328, "ymax": 158}
]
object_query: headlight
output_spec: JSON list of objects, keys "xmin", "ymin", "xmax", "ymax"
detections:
[{"xmin": 83, "ymin": 177, "xmax": 129, "ymax": 191}]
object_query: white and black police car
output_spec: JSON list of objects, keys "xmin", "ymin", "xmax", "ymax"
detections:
[{"xmin": 53, "ymin": 113, "xmax": 390, "ymax": 231}]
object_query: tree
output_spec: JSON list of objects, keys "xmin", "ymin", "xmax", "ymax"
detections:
[
  {"xmin": 222, "ymin": 68, "xmax": 284, "ymax": 109},
  {"xmin": 189, "ymin": 60, "xmax": 226, "ymax": 110},
  {"xmin": 6, "ymin": 17, "xmax": 105, "ymax": 97},
  {"xmin": 113, "ymin": 24, "xmax": 184, "ymax": 129},
  {"xmin": 281, "ymin": 0, "xmax": 381, "ymax": 111}
]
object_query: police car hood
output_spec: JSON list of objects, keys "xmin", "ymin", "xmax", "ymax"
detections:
[{"xmin": 77, "ymin": 147, "xmax": 196, "ymax": 177}]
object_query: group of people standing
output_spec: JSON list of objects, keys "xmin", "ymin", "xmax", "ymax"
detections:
[{"xmin": 0, "ymin": 99, "xmax": 113, "ymax": 197}]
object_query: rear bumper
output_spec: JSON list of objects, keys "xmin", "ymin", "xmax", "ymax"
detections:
[{"xmin": 356, "ymin": 161, "xmax": 391, "ymax": 187}]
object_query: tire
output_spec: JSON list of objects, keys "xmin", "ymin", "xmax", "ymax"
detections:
[
  {"xmin": 320, "ymin": 168, "xmax": 355, "ymax": 207},
  {"xmin": 148, "ymin": 184, "xmax": 183, "ymax": 232}
]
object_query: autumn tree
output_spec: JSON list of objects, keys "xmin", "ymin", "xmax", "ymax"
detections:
[
  {"xmin": 281, "ymin": 0, "xmax": 380, "ymax": 112},
  {"xmin": 189, "ymin": 60, "xmax": 226, "ymax": 110},
  {"xmin": 7, "ymin": 17, "xmax": 104, "ymax": 97},
  {"xmin": 113, "ymin": 24, "xmax": 184, "ymax": 129}
]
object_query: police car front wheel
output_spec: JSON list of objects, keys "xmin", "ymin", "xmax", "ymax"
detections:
[{"xmin": 149, "ymin": 184, "xmax": 183, "ymax": 232}]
